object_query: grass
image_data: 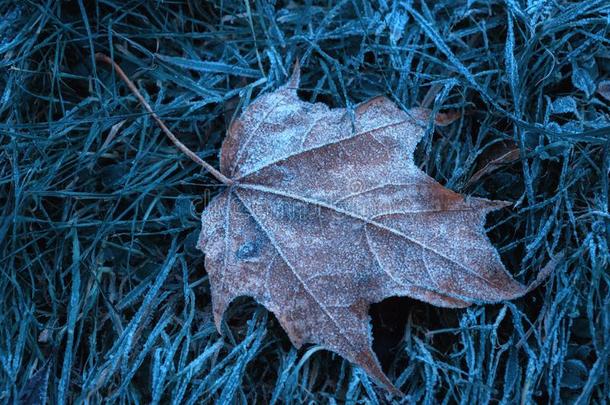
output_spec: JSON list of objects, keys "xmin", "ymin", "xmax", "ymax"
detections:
[{"xmin": 0, "ymin": 0, "xmax": 609, "ymax": 403}]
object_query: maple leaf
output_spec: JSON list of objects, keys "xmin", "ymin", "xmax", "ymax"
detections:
[
  {"xmin": 91, "ymin": 53, "xmax": 552, "ymax": 396},
  {"xmin": 196, "ymin": 70, "xmax": 535, "ymax": 393}
]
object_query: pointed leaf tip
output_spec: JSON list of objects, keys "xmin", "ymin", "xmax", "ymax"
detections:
[{"xmin": 287, "ymin": 59, "xmax": 300, "ymax": 89}]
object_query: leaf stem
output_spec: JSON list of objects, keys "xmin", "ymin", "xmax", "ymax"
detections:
[{"xmin": 95, "ymin": 53, "xmax": 232, "ymax": 185}]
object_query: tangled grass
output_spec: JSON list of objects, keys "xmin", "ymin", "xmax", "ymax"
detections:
[{"xmin": 1, "ymin": 1, "xmax": 608, "ymax": 403}]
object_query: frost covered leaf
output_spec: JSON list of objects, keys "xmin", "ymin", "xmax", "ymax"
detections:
[
  {"xmin": 597, "ymin": 80, "xmax": 610, "ymax": 101},
  {"xmin": 197, "ymin": 69, "xmax": 532, "ymax": 394}
]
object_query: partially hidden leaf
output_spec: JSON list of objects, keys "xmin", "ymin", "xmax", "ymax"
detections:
[
  {"xmin": 197, "ymin": 68, "xmax": 539, "ymax": 394},
  {"xmin": 18, "ymin": 362, "xmax": 50, "ymax": 405},
  {"xmin": 597, "ymin": 80, "xmax": 610, "ymax": 101}
]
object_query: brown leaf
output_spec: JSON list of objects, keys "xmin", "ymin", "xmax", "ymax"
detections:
[
  {"xmin": 465, "ymin": 142, "xmax": 521, "ymax": 188},
  {"xmin": 197, "ymin": 71, "xmax": 533, "ymax": 394}
]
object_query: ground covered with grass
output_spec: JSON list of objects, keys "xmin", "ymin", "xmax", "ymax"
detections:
[{"xmin": 1, "ymin": 0, "xmax": 609, "ymax": 403}]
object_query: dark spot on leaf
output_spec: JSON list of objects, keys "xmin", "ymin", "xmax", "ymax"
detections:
[{"xmin": 236, "ymin": 241, "xmax": 259, "ymax": 260}]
